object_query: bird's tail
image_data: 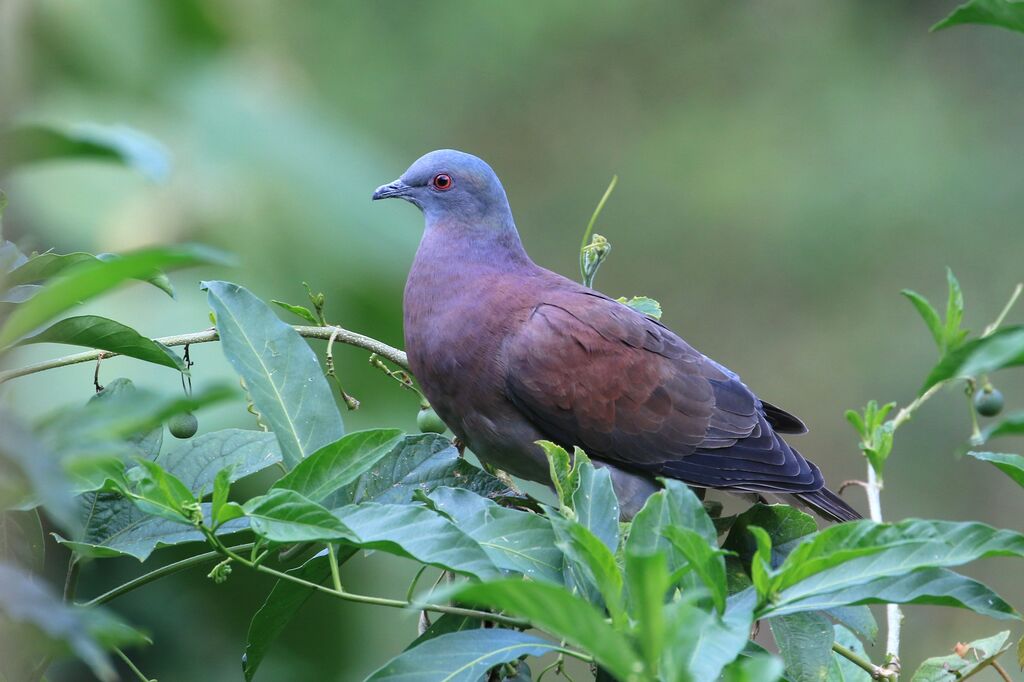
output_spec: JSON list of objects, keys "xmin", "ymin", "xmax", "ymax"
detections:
[{"xmin": 793, "ymin": 487, "xmax": 862, "ymax": 523}]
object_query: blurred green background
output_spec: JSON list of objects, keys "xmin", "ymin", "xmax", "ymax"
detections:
[{"xmin": 2, "ymin": 1, "xmax": 1023, "ymax": 679}]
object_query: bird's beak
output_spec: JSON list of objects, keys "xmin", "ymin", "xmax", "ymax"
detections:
[{"xmin": 372, "ymin": 179, "xmax": 411, "ymax": 201}]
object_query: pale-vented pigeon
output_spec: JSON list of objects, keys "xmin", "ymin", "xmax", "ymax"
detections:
[{"xmin": 373, "ymin": 149, "xmax": 860, "ymax": 522}]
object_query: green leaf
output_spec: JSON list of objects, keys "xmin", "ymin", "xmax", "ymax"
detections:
[
  {"xmin": 0, "ymin": 122, "xmax": 170, "ymax": 180},
  {"xmin": 901, "ymin": 289, "xmax": 944, "ymax": 350},
  {"xmin": 0, "ymin": 284, "xmax": 41, "ymax": 303},
  {"xmin": 663, "ymin": 525, "xmax": 728, "ymax": 614},
  {"xmin": 0, "ymin": 510, "xmax": 45, "ymax": 572},
  {"xmin": 828, "ymin": 625, "xmax": 871, "ymax": 682},
  {"xmin": 242, "ymin": 489, "xmax": 353, "ymax": 543},
  {"xmin": 0, "ymin": 561, "xmax": 146, "ymax": 682},
  {"xmin": 932, "ymin": 0, "xmax": 1024, "ymax": 33},
  {"xmin": 748, "ymin": 526, "xmax": 775, "ymax": 602},
  {"xmin": 211, "ymin": 467, "xmax": 232, "ymax": 527},
  {"xmin": 334, "ymin": 502, "xmax": 500, "ymax": 580},
  {"xmin": 242, "ymin": 548, "xmax": 354, "ymax": 682},
  {"xmin": 967, "ymin": 451, "xmax": 1024, "ymax": 489},
  {"xmin": 721, "ymin": 651, "xmax": 786, "ymax": 682},
  {"xmin": 626, "ymin": 479, "xmax": 718, "ymax": 562},
  {"xmin": 332, "ymin": 433, "xmax": 512, "ymax": 508},
  {"xmin": 452, "ymin": 579, "xmax": 645, "ymax": 682},
  {"xmin": 826, "ymin": 606, "xmax": 878, "ymax": 645},
  {"xmin": 6, "ymin": 251, "xmax": 175, "ymax": 297},
  {"xmin": 661, "ymin": 597, "xmax": 755, "ymax": 682},
  {"xmin": 723, "ymin": 504, "xmax": 817, "ymax": 568},
  {"xmin": 982, "ymin": 412, "xmax": 1024, "ymax": 442},
  {"xmin": 0, "ymin": 410, "xmax": 80, "ymax": 536},
  {"xmin": 57, "ymin": 496, "xmax": 247, "ymax": 560},
  {"xmin": 19, "ymin": 315, "xmax": 185, "ymax": 371},
  {"xmin": 922, "ymin": 325, "xmax": 1024, "ymax": 394},
  {"xmin": 273, "ymin": 429, "xmax": 403, "ymax": 502},
  {"xmin": 764, "ymin": 566, "xmax": 1017, "ymax": 620},
  {"xmin": 0, "ymin": 245, "xmax": 230, "ymax": 348},
  {"xmin": 271, "ymin": 299, "xmax": 320, "ymax": 325},
  {"xmin": 910, "ymin": 630, "xmax": 1012, "ymax": 681},
  {"xmin": 943, "ymin": 268, "xmax": 967, "ymax": 350},
  {"xmin": 157, "ymin": 429, "xmax": 283, "ymax": 493},
  {"xmin": 128, "ymin": 459, "xmax": 196, "ymax": 524},
  {"xmin": 617, "ymin": 295, "xmax": 663, "ymax": 320},
  {"xmin": 770, "ymin": 612, "xmax": 834, "ymax": 682},
  {"xmin": 538, "ymin": 440, "xmax": 584, "ymax": 508},
  {"xmin": 550, "ymin": 514, "xmax": 626, "ymax": 625},
  {"xmin": 203, "ymin": 280, "xmax": 344, "ymax": 468},
  {"xmin": 366, "ymin": 629, "xmax": 567, "ymax": 682},
  {"xmin": 625, "ymin": 552, "xmax": 669, "ymax": 675},
  {"xmin": 572, "ymin": 460, "xmax": 620, "ymax": 552},
  {"xmin": 428, "ymin": 487, "xmax": 563, "ymax": 584}
]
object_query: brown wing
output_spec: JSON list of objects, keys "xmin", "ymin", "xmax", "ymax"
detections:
[{"xmin": 502, "ymin": 290, "xmax": 822, "ymax": 493}]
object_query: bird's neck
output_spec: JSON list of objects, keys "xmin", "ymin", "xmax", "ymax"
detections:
[{"xmin": 415, "ymin": 215, "xmax": 534, "ymax": 275}]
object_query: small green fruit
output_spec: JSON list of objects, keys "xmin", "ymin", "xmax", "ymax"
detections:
[
  {"xmin": 168, "ymin": 412, "xmax": 199, "ymax": 439},
  {"xmin": 974, "ymin": 387, "xmax": 1004, "ymax": 418},
  {"xmin": 417, "ymin": 407, "xmax": 447, "ymax": 434}
]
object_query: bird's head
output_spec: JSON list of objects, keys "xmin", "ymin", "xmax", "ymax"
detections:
[{"xmin": 372, "ymin": 149, "xmax": 513, "ymax": 227}]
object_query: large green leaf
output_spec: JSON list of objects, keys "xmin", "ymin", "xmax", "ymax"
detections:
[
  {"xmin": 19, "ymin": 315, "xmax": 185, "ymax": 371},
  {"xmin": 273, "ymin": 429, "xmax": 403, "ymax": 502},
  {"xmin": 0, "ymin": 561, "xmax": 147, "ymax": 682},
  {"xmin": 452, "ymin": 579, "xmax": 645, "ymax": 682},
  {"xmin": 59, "ymin": 496, "xmax": 248, "ymax": 560},
  {"xmin": 626, "ymin": 479, "xmax": 717, "ymax": 557},
  {"xmin": 6, "ymin": 251, "xmax": 175, "ymax": 297},
  {"xmin": 910, "ymin": 630, "xmax": 1012, "ymax": 681},
  {"xmin": 625, "ymin": 552, "xmax": 670, "ymax": 675},
  {"xmin": 966, "ymin": 451, "xmax": 1024, "ymax": 489},
  {"xmin": 571, "ymin": 460, "xmax": 620, "ymax": 552},
  {"xmin": 333, "ymin": 433, "xmax": 511, "ymax": 507},
  {"xmin": 932, "ymin": 0, "xmax": 1024, "ymax": 34},
  {"xmin": 203, "ymin": 280, "xmax": 343, "ymax": 468},
  {"xmin": 366, "ymin": 628, "xmax": 568, "ymax": 682},
  {"xmin": 762, "ymin": 566, "xmax": 1017, "ymax": 620},
  {"xmin": 334, "ymin": 502, "xmax": 499, "ymax": 580},
  {"xmin": 661, "ymin": 596, "xmax": 754, "ymax": 682},
  {"xmin": 721, "ymin": 652, "xmax": 786, "ymax": 682},
  {"xmin": 723, "ymin": 504, "xmax": 817, "ymax": 569},
  {"xmin": 770, "ymin": 520, "xmax": 1024, "ymax": 605},
  {"xmin": 157, "ymin": 429, "xmax": 283, "ymax": 494},
  {"xmin": 428, "ymin": 487, "xmax": 563, "ymax": 583},
  {"xmin": 770, "ymin": 612, "xmax": 833, "ymax": 682},
  {"xmin": 0, "ymin": 245, "xmax": 230, "ymax": 348},
  {"xmin": 243, "ymin": 489, "xmax": 353, "ymax": 543},
  {"xmin": 0, "ymin": 122, "xmax": 170, "ymax": 179},
  {"xmin": 921, "ymin": 325, "xmax": 1024, "ymax": 394},
  {"xmin": 127, "ymin": 459, "xmax": 195, "ymax": 524},
  {"xmin": 901, "ymin": 289, "xmax": 944, "ymax": 350}
]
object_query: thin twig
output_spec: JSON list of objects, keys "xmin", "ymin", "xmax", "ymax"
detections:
[
  {"xmin": 0, "ymin": 324, "xmax": 408, "ymax": 383},
  {"xmin": 991, "ymin": 661, "xmax": 1013, "ymax": 682},
  {"xmin": 831, "ymin": 642, "xmax": 896, "ymax": 679},
  {"xmin": 114, "ymin": 647, "xmax": 154, "ymax": 682},
  {"xmin": 982, "ymin": 283, "xmax": 1022, "ymax": 337}
]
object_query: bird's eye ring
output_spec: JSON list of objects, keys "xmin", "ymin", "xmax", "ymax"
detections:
[{"xmin": 431, "ymin": 173, "xmax": 453, "ymax": 191}]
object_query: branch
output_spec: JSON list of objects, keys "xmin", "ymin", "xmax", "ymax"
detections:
[
  {"xmin": 832, "ymin": 642, "xmax": 896, "ymax": 679},
  {"xmin": 0, "ymin": 324, "xmax": 408, "ymax": 383}
]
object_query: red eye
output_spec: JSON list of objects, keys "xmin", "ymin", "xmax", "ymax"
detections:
[{"xmin": 431, "ymin": 173, "xmax": 453, "ymax": 191}]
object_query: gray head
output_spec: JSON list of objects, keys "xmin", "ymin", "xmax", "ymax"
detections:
[{"xmin": 372, "ymin": 149, "xmax": 514, "ymax": 228}]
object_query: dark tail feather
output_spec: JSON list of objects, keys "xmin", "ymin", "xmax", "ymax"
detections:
[{"xmin": 793, "ymin": 487, "xmax": 862, "ymax": 523}]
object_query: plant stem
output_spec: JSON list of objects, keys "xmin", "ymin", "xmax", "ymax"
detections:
[
  {"xmin": 79, "ymin": 543, "xmax": 254, "ymax": 607},
  {"xmin": 579, "ymin": 175, "xmax": 618, "ymax": 281},
  {"xmin": 206, "ymin": 534, "xmax": 530, "ymax": 629},
  {"xmin": 114, "ymin": 647, "xmax": 153, "ymax": 682},
  {"xmin": 0, "ymin": 325, "xmax": 408, "ymax": 383},
  {"xmin": 982, "ymin": 283, "xmax": 1022, "ymax": 337},
  {"xmin": 831, "ymin": 642, "xmax": 895, "ymax": 679},
  {"xmin": 327, "ymin": 544, "xmax": 343, "ymax": 592}
]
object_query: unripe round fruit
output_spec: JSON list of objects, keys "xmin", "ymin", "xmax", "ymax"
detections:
[
  {"xmin": 417, "ymin": 407, "xmax": 447, "ymax": 434},
  {"xmin": 169, "ymin": 412, "xmax": 199, "ymax": 439},
  {"xmin": 974, "ymin": 388, "xmax": 1004, "ymax": 418}
]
